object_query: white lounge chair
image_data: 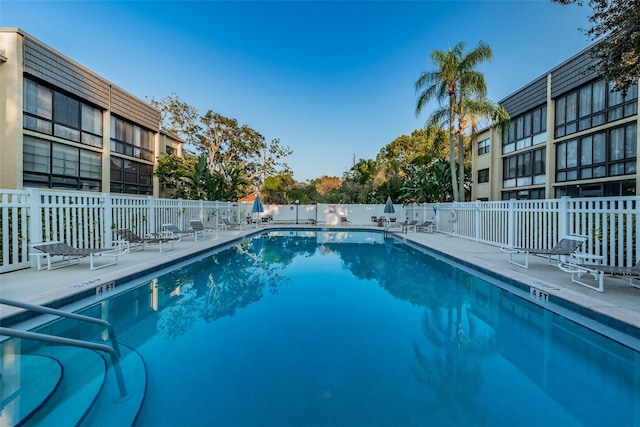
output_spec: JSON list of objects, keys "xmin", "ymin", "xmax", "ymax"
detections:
[
  {"xmin": 222, "ymin": 218, "xmax": 243, "ymax": 230},
  {"xmin": 114, "ymin": 229, "xmax": 178, "ymax": 252},
  {"xmin": 162, "ymin": 223, "xmax": 196, "ymax": 241},
  {"xmin": 30, "ymin": 241, "xmax": 126, "ymax": 270},
  {"xmin": 500, "ymin": 235, "xmax": 587, "ymax": 268},
  {"xmin": 559, "ymin": 259, "xmax": 640, "ymax": 292},
  {"xmin": 189, "ymin": 219, "xmax": 217, "ymax": 239},
  {"xmin": 415, "ymin": 220, "xmax": 434, "ymax": 233}
]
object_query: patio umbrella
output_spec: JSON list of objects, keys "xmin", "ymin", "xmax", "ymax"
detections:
[
  {"xmin": 384, "ymin": 196, "xmax": 395, "ymax": 214},
  {"xmin": 252, "ymin": 194, "xmax": 264, "ymax": 213},
  {"xmin": 252, "ymin": 194, "xmax": 264, "ymax": 227}
]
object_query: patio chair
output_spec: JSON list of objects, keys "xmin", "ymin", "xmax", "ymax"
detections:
[
  {"xmin": 162, "ymin": 223, "xmax": 196, "ymax": 241},
  {"xmin": 500, "ymin": 234, "xmax": 587, "ymax": 268},
  {"xmin": 415, "ymin": 220, "xmax": 435, "ymax": 233},
  {"xmin": 559, "ymin": 259, "xmax": 640, "ymax": 292},
  {"xmin": 30, "ymin": 241, "xmax": 126, "ymax": 271},
  {"xmin": 114, "ymin": 228, "xmax": 178, "ymax": 252},
  {"xmin": 222, "ymin": 218, "xmax": 243, "ymax": 230},
  {"xmin": 189, "ymin": 219, "xmax": 217, "ymax": 240}
]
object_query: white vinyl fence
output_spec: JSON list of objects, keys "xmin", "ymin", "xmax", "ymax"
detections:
[{"xmin": 1, "ymin": 189, "xmax": 638, "ymax": 273}]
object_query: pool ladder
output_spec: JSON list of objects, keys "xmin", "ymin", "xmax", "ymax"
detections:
[
  {"xmin": 0, "ymin": 297, "xmax": 128, "ymax": 398},
  {"xmin": 383, "ymin": 221, "xmax": 405, "ymax": 237}
]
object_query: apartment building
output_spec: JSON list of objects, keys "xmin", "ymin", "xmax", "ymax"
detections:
[
  {"xmin": 0, "ymin": 28, "xmax": 183, "ymax": 197},
  {"xmin": 472, "ymin": 44, "xmax": 639, "ymax": 200}
]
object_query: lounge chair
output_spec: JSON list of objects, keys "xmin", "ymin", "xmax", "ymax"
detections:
[
  {"xmin": 559, "ymin": 258, "xmax": 640, "ymax": 292},
  {"xmin": 162, "ymin": 223, "xmax": 196, "ymax": 241},
  {"xmin": 114, "ymin": 228, "xmax": 178, "ymax": 252},
  {"xmin": 500, "ymin": 234, "xmax": 587, "ymax": 268},
  {"xmin": 402, "ymin": 219, "xmax": 419, "ymax": 232},
  {"xmin": 189, "ymin": 219, "xmax": 216, "ymax": 240},
  {"xmin": 415, "ymin": 220, "xmax": 435, "ymax": 233},
  {"xmin": 29, "ymin": 241, "xmax": 126, "ymax": 271},
  {"xmin": 222, "ymin": 218, "xmax": 243, "ymax": 230}
]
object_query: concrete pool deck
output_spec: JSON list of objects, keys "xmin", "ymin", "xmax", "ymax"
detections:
[{"xmin": 1, "ymin": 226, "xmax": 639, "ymax": 334}]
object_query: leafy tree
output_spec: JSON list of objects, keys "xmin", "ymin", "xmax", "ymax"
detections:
[
  {"xmin": 401, "ymin": 158, "xmax": 458, "ymax": 203},
  {"xmin": 150, "ymin": 94, "xmax": 292, "ymax": 196},
  {"xmin": 415, "ymin": 41, "xmax": 493, "ymax": 202},
  {"xmin": 149, "ymin": 93, "xmax": 202, "ymax": 145},
  {"xmin": 553, "ymin": 0, "xmax": 640, "ymax": 93},
  {"xmin": 313, "ymin": 176, "xmax": 341, "ymax": 196},
  {"xmin": 155, "ymin": 152, "xmax": 197, "ymax": 198},
  {"xmin": 353, "ymin": 159, "xmax": 377, "ymax": 185},
  {"xmin": 262, "ymin": 174, "xmax": 297, "ymax": 204}
]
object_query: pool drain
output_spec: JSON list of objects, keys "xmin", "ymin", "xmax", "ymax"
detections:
[{"xmin": 321, "ymin": 388, "xmax": 333, "ymax": 399}]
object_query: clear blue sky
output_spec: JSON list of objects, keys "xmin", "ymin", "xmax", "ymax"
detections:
[{"xmin": 2, "ymin": 1, "xmax": 593, "ymax": 182}]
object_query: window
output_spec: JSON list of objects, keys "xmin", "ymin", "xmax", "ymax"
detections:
[
  {"xmin": 555, "ymin": 79, "xmax": 638, "ymax": 138},
  {"xmin": 477, "ymin": 168, "xmax": 489, "ymax": 183},
  {"xmin": 110, "ymin": 157, "xmax": 153, "ymax": 195},
  {"xmin": 110, "ymin": 116, "xmax": 154, "ymax": 161},
  {"xmin": 23, "ymin": 135, "xmax": 101, "ymax": 191},
  {"xmin": 503, "ymin": 105, "xmax": 546, "ymax": 153},
  {"xmin": 502, "ymin": 147, "xmax": 546, "ymax": 189},
  {"xmin": 478, "ymin": 139, "xmax": 490, "ymax": 155},
  {"xmin": 502, "ymin": 188, "xmax": 546, "ymax": 200},
  {"xmin": 23, "ymin": 78, "xmax": 103, "ymax": 147},
  {"xmin": 556, "ymin": 123, "xmax": 636, "ymax": 182}
]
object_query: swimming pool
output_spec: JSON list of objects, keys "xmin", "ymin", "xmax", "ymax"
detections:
[{"xmin": 21, "ymin": 231, "xmax": 640, "ymax": 425}]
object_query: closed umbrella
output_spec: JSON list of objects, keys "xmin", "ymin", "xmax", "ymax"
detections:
[
  {"xmin": 384, "ymin": 196, "xmax": 395, "ymax": 214},
  {"xmin": 252, "ymin": 195, "xmax": 264, "ymax": 227},
  {"xmin": 252, "ymin": 194, "xmax": 264, "ymax": 213}
]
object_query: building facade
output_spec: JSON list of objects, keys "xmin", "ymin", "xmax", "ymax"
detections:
[
  {"xmin": 0, "ymin": 28, "xmax": 183, "ymax": 197},
  {"xmin": 472, "ymin": 44, "xmax": 639, "ymax": 200}
]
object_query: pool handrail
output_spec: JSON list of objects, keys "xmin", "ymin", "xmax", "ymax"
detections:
[{"xmin": 0, "ymin": 297, "xmax": 127, "ymax": 398}]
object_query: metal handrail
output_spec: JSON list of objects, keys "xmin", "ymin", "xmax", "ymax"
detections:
[
  {"xmin": 383, "ymin": 221, "xmax": 404, "ymax": 237},
  {"xmin": 0, "ymin": 297, "xmax": 127, "ymax": 397}
]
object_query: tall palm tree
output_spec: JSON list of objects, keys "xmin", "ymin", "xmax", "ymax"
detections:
[
  {"xmin": 415, "ymin": 41, "xmax": 493, "ymax": 201},
  {"xmin": 455, "ymin": 95, "xmax": 510, "ymax": 200}
]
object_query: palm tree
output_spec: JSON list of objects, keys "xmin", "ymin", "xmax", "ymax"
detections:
[
  {"xmin": 455, "ymin": 95, "xmax": 510, "ymax": 200},
  {"xmin": 415, "ymin": 41, "xmax": 493, "ymax": 201}
]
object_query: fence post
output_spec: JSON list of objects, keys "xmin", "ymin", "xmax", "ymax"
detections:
[
  {"xmin": 474, "ymin": 200, "xmax": 481, "ymax": 242},
  {"xmin": 103, "ymin": 193, "xmax": 112, "ymax": 247},
  {"xmin": 148, "ymin": 196, "xmax": 156, "ymax": 234},
  {"xmin": 559, "ymin": 196, "xmax": 570, "ymax": 236},
  {"xmin": 507, "ymin": 198, "xmax": 515, "ymax": 248},
  {"xmin": 27, "ymin": 189, "xmax": 42, "ymax": 268},
  {"xmin": 28, "ymin": 189, "xmax": 42, "ymax": 245}
]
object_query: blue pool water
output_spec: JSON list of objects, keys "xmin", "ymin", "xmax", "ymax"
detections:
[{"xmin": 41, "ymin": 231, "xmax": 640, "ymax": 425}]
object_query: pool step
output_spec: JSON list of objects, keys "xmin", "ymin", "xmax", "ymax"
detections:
[
  {"xmin": 22, "ymin": 345, "xmax": 107, "ymax": 426},
  {"xmin": 0, "ymin": 354, "xmax": 63, "ymax": 425},
  {"xmin": 2, "ymin": 343, "xmax": 146, "ymax": 427},
  {"xmin": 79, "ymin": 344, "xmax": 147, "ymax": 427}
]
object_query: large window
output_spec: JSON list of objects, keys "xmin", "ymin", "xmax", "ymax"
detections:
[
  {"xmin": 502, "ymin": 105, "xmax": 546, "ymax": 154},
  {"xmin": 502, "ymin": 147, "xmax": 546, "ymax": 188},
  {"xmin": 110, "ymin": 116, "xmax": 154, "ymax": 161},
  {"xmin": 556, "ymin": 123, "xmax": 637, "ymax": 182},
  {"xmin": 23, "ymin": 136, "xmax": 101, "ymax": 191},
  {"xmin": 23, "ymin": 78, "xmax": 103, "ymax": 147},
  {"xmin": 555, "ymin": 80, "xmax": 638, "ymax": 138},
  {"xmin": 110, "ymin": 157, "xmax": 153, "ymax": 195}
]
